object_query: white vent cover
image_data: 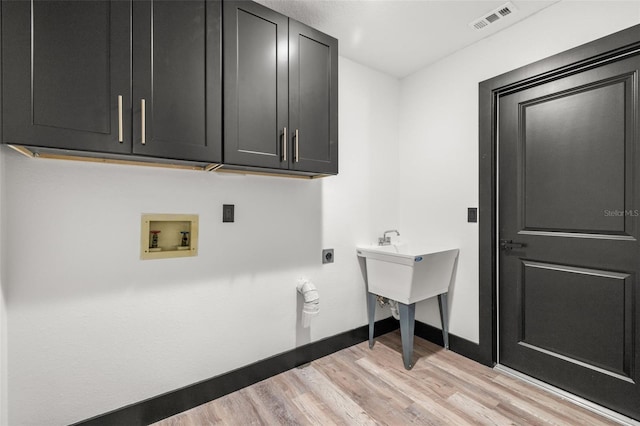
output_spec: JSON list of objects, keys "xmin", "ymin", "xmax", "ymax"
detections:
[{"xmin": 469, "ymin": 2, "xmax": 517, "ymax": 30}]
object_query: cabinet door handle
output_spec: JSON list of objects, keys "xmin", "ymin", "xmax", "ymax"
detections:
[
  {"xmin": 141, "ymin": 99, "xmax": 146, "ymax": 145},
  {"xmin": 294, "ymin": 129, "xmax": 299, "ymax": 163},
  {"xmin": 282, "ymin": 127, "xmax": 287, "ymax": 162},
  {"xmin": 117, "ymin": 95, "xmax": 123, "ymax": 143}
]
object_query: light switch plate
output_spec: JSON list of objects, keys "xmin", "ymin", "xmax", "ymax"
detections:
[
  {"xmin": 468, "ymin": 207, "xmax": 478, "ymax": 223},
  {"xmin": 223, "ymin": 204, "xmax": 234, "ymax": 223}
]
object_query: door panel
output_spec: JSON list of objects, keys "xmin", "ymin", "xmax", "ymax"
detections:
[
  {"xmin": 132, "ymin": 0, "xmax": 221, "ymax": 162},
  {"xmin": 33, "ymin": 1, "xmax": 110, "ymax": 133},
  {"xmin": 2, "ymin": 0, "xmax": 131, "ymax": 153},
  {"xmin": 237, "ymin": 10, "xmax": 278, "ymax": 154},
  {"xmin": 520, "ymin": 261, "xmax": 632, "ymax": 378},
  {"xmin": 499, "ymin": 54, "xmax": 640, "ymax": 420},
  {"xmin": 289, "ymin": 21, "xmax": 338, "ymax": 174},
  {"xmin": 522, "ymin": 81, "xmax": 626, "ymax": 233},
  {"xmin": 298, "ymin": 35, "xmax": 330, "ymax": 161},
  {"xmin": 223, "ymin": 1, "xmax": 288, "ymax": 169}
]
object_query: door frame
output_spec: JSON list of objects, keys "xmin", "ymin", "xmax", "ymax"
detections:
[{"xmin": 478, "ymin": 23, "xmax": 640, "ymax": 367}]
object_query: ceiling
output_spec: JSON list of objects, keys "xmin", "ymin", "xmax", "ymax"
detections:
[{"xmin": 255, "ymin": 0, "xmax": 560, "ymax": 78}]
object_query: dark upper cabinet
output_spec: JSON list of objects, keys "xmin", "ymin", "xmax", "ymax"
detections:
[
  {"xmin": 132, "ymin": 0, "xmax": 221, "ymax": 162},
  {"xmin": 2, "ymin": 0, "xmax": 334, "ymax": 175},
  {"xmin": 224, "ymin": 1, "xmax": 338, "ymax": 174},
  {"xmin": 2, "ymin": 0, "xmax": 132, "ymax": 154},
  {"xmin": 223, "ymin": 1, "xmax": 288, "ymax": 170},
  {"xmin": 2, "ymin": 0, "xmax": 222, "ymax": 163},
  {"xmin": 289, "ymin": 20, "xmax": 338, "ymax": 175}
]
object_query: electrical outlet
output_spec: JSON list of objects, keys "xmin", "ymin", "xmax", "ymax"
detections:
[{"xmin": 322, "ymin": 248, "xmax": 334, "ymax": 264}]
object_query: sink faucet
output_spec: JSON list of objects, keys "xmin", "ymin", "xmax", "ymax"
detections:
[{"xmin": 378, "ymin": 229, "xmax": 400, "ymax": 246}]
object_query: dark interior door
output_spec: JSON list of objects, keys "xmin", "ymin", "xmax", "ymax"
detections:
[
  {"xmin": 132, "ymin": 0, "xmax": 221, "ymax": 163},
  {"xmin": 499, "ymin": 54, "xmax": 640, "ymax": 420},
  {"xmin": 223, "ymin": 1, "xmax": 288, "ymax": 169},
  {"xmin": 288, "ymin": 20, "xmax": 338, "ymax": 175},
  {"xmin": 2, "ymin": 0, "xmax": 131, "ymax": 154}
]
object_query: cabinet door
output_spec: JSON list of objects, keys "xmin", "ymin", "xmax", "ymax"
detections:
[
  {"xmin": 132, "ymin": 0, "xmax": 221, "ymax": 163},
  {"xmin": 289, "ymin": 20, "xmax": 338, "ymax": 174},
  {"xmin": 2, "ymin": 0, "xmax": 131, "ymax": 154},
  {"xmin": 223, "ymin": 1, "xmax": 288, "ymax": 169}
]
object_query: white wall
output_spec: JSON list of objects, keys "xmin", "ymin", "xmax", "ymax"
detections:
[
  {"xmin": 0, "ymin": 272, "xmax": 5, "ymax": 426},
  {"xmin": 1, "ymin": 148, "xmax": 7, "ymax": 426},
  {"xmin": 398, "ymin": 0, "xmax": 640, "ymax": 343},
  {"xmin": 3, "ymin": 57, "xmax": 400, "ymax": 426},
  {"xmin": 0, "ymin": 280, "xmax": 5, "ymax": 426}
]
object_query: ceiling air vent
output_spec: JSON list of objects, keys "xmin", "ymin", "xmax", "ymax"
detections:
[
  {"xmin": 498, "ymin": 6, "xmax": 512, "ymax": 17},
  {"xmin": 473, "ymin": 20, "xmax": 488, "ymax": 30},
  {"xmin": 469, "ymin": 2, "xmax": 517, "ymax": 30},
  {"xmin": 485, "ymin": 13, "xmax": 500, "ymax": 23}
]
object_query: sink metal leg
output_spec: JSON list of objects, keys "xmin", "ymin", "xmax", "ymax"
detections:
[
  {"xmin": 398, "ymin": 302, "xmax": 416, "ymax": 370},
  {"xmin": 438, "ymin": 292, "xmax": 449, "ymax": 350},
  {"xmin": 367, "ymin": 292, "xmax": 376, "ymax": 348}
]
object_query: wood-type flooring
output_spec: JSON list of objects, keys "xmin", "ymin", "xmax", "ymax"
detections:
[{"xmin": 154, "ymin": 331, "xmax": 621, "ymax": 425}]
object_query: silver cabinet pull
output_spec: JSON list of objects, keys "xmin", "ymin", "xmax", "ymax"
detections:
[
  {"xmin": 282, "ymin": 127, "xmax": 287, "ymax": 162},
  {"xmin": 141, "ymin": 99, "xmax": 146, "ymax": 145},
  {"xmin": 117, "ymin": 95, "xmax": 123, "ymax": 143},
  {"xmin": 294, "ymin": 129, "xmax": 299, "ymax": 162}
]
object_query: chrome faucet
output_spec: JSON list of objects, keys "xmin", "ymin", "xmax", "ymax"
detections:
[{"xmin": 378, "ymin": 229, "xmax": 400, "ymax": 246}]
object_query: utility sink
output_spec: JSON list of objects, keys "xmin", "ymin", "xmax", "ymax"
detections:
[
  {"xmin": 357, "ymin": 243, "xmax": 459, "ymax": 370},
  {"xmin": 357, "ymin": 244, "xmax": 459, "ymax": 305}
]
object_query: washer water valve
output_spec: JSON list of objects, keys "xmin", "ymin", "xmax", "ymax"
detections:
[
  {"xmin": 149, "ymin": 230, "xmax": 161, "ymax": 252},
  {"xmin": 177, "ymin": 231, "xmax": 190, "ymax": 250}
]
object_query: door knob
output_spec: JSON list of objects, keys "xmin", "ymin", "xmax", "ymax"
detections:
[{"xmin": 500, "ymin": 239, "xmax": 526, "ymax": 251}]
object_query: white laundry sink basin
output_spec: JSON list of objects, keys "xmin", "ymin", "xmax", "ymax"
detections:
[
  {"xmin": 357, "ymin": 241, "xmax": 459, "ymax": 369},
  {"xmin": 357, "ymin": 244, "xmax": 459, "ymax": 305}
]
